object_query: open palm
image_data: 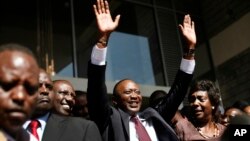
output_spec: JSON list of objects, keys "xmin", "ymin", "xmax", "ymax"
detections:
[
  {"xmin": 179, "ymin": 15, "xmax": 196, "ymax": 47},
  {"xmin": 93, "ymin": 0, "xmax": 120, "ymax": 34}
]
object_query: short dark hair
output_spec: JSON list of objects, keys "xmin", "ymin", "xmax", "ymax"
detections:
[
  {"xmin": 188, "ymin": 80, "xmax": 221, "ymax": 120},
  {"xmin": 75, "ymin": 90, "xmax": 87, "ymax": 98},
  {"xmin": 149, "ymin": 90, "xmax": 167, "ymax": 107},
  {"xmin": 0, "ymin": 43, "xmax": 35, "ymax": 57},
  {"xmin": 232, "ymin": 100, "xmax": 250, "ymax": 110},
  {"xmin": 113, "ymin": 78, "xmax": 133, "ymax": 97},
  {"xmin": 188, "ymin": 80, "xmax": 220, "ymax": 107}
]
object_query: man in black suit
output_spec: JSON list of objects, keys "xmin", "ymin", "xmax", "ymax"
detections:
[
  {"xmin": 23, "ymin": 69, "xmax": 102, "ymax": 141},
  {"xmin": 87, "ymin": 0, "xmax": 196, "ymax": 141}
]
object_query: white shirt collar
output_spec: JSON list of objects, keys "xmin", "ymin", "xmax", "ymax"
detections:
[{"xmin": 23, "ymin": 112, "xmax": 50, "ymax": 131}]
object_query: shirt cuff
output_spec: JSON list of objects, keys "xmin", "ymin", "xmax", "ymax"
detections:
[
  {"xmin": 180, "ymin": 58, "xmax": 195, "ymax": 74},
  {"xmin": 91, "ymin": 45, "xmax": 107, "ymax": 66}
]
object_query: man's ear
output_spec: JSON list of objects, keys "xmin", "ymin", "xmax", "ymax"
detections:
[{"xmin": 112, "ymin": 96, "xmax": 117, "ymax": 106}]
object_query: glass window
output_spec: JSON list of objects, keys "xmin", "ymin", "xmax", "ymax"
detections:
[
  {"xmin": 75, "ymin": 0, "xmax": 165, "ymax": 86},
  {"xmin": 107, "ymin": 32, "xmax": 155, "ymax": 85}
]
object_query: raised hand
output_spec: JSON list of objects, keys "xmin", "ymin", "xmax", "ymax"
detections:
[
  {"xmin": 179, "ymin": 14, "xmax": 196, "ymax": 49},
  {"xmin": 93, "ymin": 0, "xmax": 120, "ymax": 35}
]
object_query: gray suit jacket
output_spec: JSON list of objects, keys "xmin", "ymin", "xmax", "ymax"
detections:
[{"xmin": 42, "ymin": 113, "xmax": 102, "ymax": 141}]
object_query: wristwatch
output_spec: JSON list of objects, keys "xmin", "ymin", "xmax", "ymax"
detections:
[
  {"xmin": 98, "ymin": 39, "xmax": 107, "ymax": 46},
  {"xmin": 183, "ymin": 48, "xmax": 195, "ymax": 57}
]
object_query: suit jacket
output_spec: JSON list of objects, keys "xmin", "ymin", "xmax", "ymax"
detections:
[
  {"xmin": 87, "ymin": 62, "xmax": 193, "ymax": 141},
  {"xmin": 42, "ymin": 113, "xmax": 102, "ymax": 141},
  {"xmin": 0, "ymin": 128, "xmax": 30, "ymax": 141}
]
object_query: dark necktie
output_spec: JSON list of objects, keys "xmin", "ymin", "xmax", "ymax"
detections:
[
  {"xmin": 29, "ymin": 120, "xmax": 40, "ymax": 141},
  {"xmin": 131, "ymin": 116, "xmax": 151, "ymax": 141}
]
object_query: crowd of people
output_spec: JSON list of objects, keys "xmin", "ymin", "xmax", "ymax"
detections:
[{"xmin": 0, "ymin": 0, "xmax": 249, "ymax": 141}]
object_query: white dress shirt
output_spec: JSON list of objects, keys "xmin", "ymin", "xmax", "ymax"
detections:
[{"xmin": 129, "ymin": 115, "xmax": 158, "ymax": 141}]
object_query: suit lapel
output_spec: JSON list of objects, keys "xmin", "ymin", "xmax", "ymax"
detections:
[
  {"xmin": 140, "ymin": 108, "xmax": 178, "ymax": 141},
  {"xmin": 110, "ymin": 107, "xmax": 130, "ymax": 141},
  {"xmin": 118, "ymin": 108, "xmax": 130, "ymax": 136}
]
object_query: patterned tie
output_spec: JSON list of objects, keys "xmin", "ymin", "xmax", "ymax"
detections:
[
  {"xmin": 131, "ymin": 116, "xmax": 151, "ymax": 141},
  {"xmin": 29, "ymin": 120, "xmax": 40, "ymax": 141}
]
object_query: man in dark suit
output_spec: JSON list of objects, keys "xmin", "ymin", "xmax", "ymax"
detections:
[
  {"xmin": 72, "ymin": 90, "xmax": 89, "ymax": 119},
  {"xmin": 87, "ymin": 0, "xmax": 196, "ymax": 141},
  {"xmin": 23, "ymin": 69, "xmax": 102, "ymax": 141},
  {"xmin": 0, "ymin": 43, "xmax": 40, "ymax": 141}
]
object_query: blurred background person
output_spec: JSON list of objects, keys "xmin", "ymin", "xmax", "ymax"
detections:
[
  {"xmin": 220, "ymin": 106, "xmax": 243, "ymax": 126},
  {"xmin": 72, "ymin": 90, "xmax": 89, "ymax": 119},
  {"xmin": 233, "ymin": 100, "xmax": 250, "ymax": 116},
  {"xmin": 221, "ymin": 113, "xmax": 250, "ymax": 141},
  {"xmin": 149, "ymin": 90, "xmax": 167, "ymax": 108}
]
